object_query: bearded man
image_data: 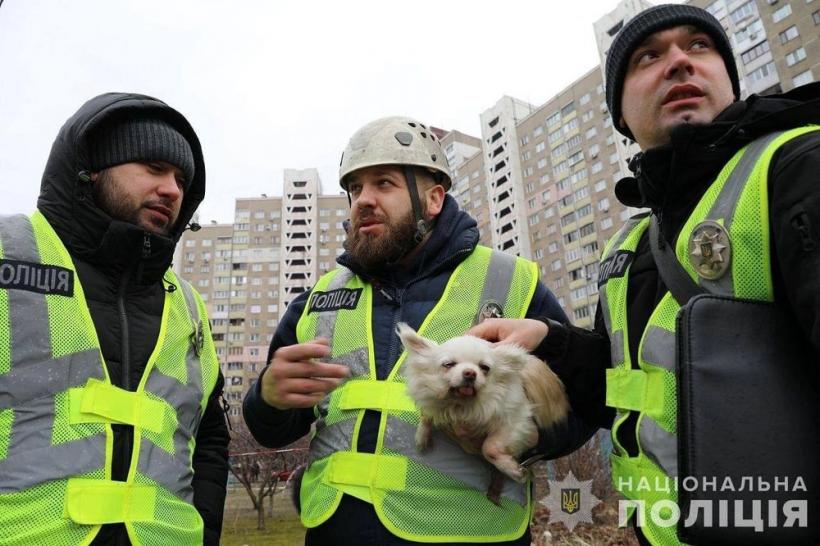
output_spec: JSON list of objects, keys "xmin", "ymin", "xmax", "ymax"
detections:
[{"xmin": 243, "ymin": 117, "xmax": 602, "ymax": 545}]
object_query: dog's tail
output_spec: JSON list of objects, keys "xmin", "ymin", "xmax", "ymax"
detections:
[{"xmin": 521, "ymin": 355, "xmax": 570, "ymax": 429}]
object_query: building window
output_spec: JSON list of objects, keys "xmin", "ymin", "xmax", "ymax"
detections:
[
  {"xmin": 734, "ymin": 19, "xmax": 764, "ymax": 44},
  {"xmin": 772, "ymin": 3, "xmax": 792, "ymax": 23},
  {"xmin": 778, "ymin": 25, "xmax": 799, "ymax": 44},
  {"xmin": 813, "ymin": 10, "xmax": 820, "ymax": 25},
  {"xmin": 786, "ymin": 47, "xmax": 806, "ymax": 66},
  {"xmin": 748, "ymin": 62, "xmax": 776, "ymax": 83},
  {"xmin": 740, "ymin": 41, "xmax": 770, "ymax": 65},
  {"xmin": 730, "ymin": 0, "xmax": 755, "ymax": 24},
  {"xmin": 793, "ymin": 70, "xmax": 814, "ymax": 86}
]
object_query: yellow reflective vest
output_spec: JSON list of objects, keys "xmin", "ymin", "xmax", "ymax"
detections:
[
  {"xmin": 599, "ymin": 126, "xmax": 820, "ymax": 545},
  {"xmin": 296, "ymin": 245, "xmax": 539, "ymax": 542},
  {"xmin": 0, "ymin": 211, "xmax": 220, "ymax": 546}
]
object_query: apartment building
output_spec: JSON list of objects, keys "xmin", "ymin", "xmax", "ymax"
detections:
[
  {"xmin": 440, "ymin": 130, "xmax": 492, "ymax": 243},
  {"xmin": 690, "ymin": 0, "xmax": 818, "ymax": 93}
]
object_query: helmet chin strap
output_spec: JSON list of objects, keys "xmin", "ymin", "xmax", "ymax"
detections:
[{"xmin": 403, "ymin": 166, "xmax": 431, "ymax": 244}]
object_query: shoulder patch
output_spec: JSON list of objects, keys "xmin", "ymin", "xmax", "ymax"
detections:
[
  {"xmin": 0, "ymin": 259, "xmax": 74, "ymax": 297},
  {"xmin": 308, "ymin": 288, "xmax": 362, "ymax": 314},
  {"xmin": 598, "ymin": 251, "xmax": 635, "ymax": 287}
]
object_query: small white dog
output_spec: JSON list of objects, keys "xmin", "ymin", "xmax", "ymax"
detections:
[{"xmin": 397, "ymin": 323, "xmax": 569, "ymax": 485}]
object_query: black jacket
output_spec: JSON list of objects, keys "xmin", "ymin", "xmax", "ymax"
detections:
[
  {"xmin": 37, "ymin": 93, "xmax": 229, "ymax": 545},
  {"xmin": 243, "ymin": 195, "xmax": 602, "ymax": 541},
  {"xmin": 545, "ymin": 83, "xmax": 820, "ymax": 451}
]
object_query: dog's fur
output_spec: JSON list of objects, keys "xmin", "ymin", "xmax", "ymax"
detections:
[{"xmin": 397, "ymin": 323, "xmax": 569, "ymax": 483}]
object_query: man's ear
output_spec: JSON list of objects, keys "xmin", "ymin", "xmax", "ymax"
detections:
[
  {"xmin": 424, "ymin": 184, "xmax": 445, "ymax": 218},
  {"xmin": 396, "ymin": 323, "xmax": 437, "ymax": 355}
]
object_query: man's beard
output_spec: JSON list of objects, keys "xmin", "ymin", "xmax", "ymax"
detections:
[
  {"xmin": 92, "ymin": 170, "xmax": 176, "ymax": 236},
  {"xmin": 343, "ymin": 206, "xmax": 421, "ymax": 270}
]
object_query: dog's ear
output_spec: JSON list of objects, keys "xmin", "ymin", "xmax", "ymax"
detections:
[
  {"xmin": 490, "ymin": 343, "xmax": 530, "ymax": 373},
  {"xmin": 396, "ymin": 323, "xmax": 437, "ymax": 355}
]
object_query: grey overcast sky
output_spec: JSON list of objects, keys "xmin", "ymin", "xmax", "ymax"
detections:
[{"xmin": 1, "ymin": 0, "xmax": 644, "ymax": 224}]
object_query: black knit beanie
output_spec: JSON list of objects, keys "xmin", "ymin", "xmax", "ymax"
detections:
[
  {"xmin": 87, "ymin": 117, "xmax": 195, "ymax": 187},
  {"xmin": 605, "ymin": 4, "xmax": 741, "ymax": 139}
]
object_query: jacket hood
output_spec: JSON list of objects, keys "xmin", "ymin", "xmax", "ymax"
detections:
[
  {"xmin": 337, "ymin": 194, "xmax": 479, "ymax": 284},
  {"xmin": 615, "ymin": 82, "xmax": 820, "ymax": 214},
  {"xmin": 37, "ymin": 92, "xmax": 206, "ymax": 283}
]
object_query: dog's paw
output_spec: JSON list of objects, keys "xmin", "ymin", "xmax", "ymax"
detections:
[{"xmin": 415, "ymin": 426, "xmax": 432, "ymax": 452}]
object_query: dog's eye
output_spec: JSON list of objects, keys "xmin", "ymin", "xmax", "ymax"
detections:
[
  {"xmin": 442, "ymin": 361, "xmax": 456, "ymax": 369},
  {"xmin": 478, "ymin": 363, "xmax": 490, "ymax": 373}
]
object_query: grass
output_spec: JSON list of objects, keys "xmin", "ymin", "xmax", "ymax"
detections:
[{"xmin": 221, "ymin": 484, "xmax": 306, "ymax": 546}]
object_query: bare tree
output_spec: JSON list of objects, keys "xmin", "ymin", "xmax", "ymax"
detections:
[{"xmin": 228, "ymin": 421, "xmax": 308, "ymax": 530}]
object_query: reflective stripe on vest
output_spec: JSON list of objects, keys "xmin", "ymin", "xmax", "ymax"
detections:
[
  {"xmin": 600, "ymin": 126, "xmax": 820, "ymax": 546},
  {"xmin": 296, "ymin": 246, "xmax": 538, "ymax": 542},
  {"xmin": 0, "ymin": 211, "xmax": 220, "ymax": 546}
]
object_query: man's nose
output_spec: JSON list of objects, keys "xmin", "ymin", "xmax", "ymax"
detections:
[
  {"xmin": 354, "ymin": 184, "xmax": 377, "ymax": 207},
  {"xmin": 157, "ymin": 172, "xmax": 182, "ymax": 201},
  {"xmin": 664, "ymin": 45, "xmax": 695, "ymax": 80}
]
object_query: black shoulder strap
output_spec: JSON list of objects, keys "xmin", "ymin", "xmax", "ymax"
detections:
[{"xmin": 649, "ymin": 214, "xmax": 706, "ymax": 305}]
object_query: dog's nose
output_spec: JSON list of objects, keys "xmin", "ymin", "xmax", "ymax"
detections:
[{"xmin": 462, "ymin": 369, "xmax": 476, "ymax": 382}]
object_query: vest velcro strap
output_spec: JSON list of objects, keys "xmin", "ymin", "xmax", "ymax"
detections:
[
  {"xmin": 338, "ymin": 380, "xmax": 416, "ymax": 412},
  {"xmin": 606, "ymin": 369, "xmax": 646, "ymax": 411},
  {"xmin": 606, "ymin": 369, "xmax": 667, "ymax": 414},
  {"xmin": 65, "ymin": 478, "xmax": 157, "ymax": 524},
  {"xmin": 68, "ymin": 378, "xmax": 165, "ymax": 433},
  {"xmin": 325, "ymin": 451, "xmax": 407, "ymax": 491}
]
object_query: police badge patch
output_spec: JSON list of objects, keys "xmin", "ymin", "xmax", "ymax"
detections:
[
  {"xmin": 688, "ymin": 220, "xmax": 731, "ymax": 280},
  {"xmin": 477, "ymin": 301, "xmax": 504, "ymax": 324}
]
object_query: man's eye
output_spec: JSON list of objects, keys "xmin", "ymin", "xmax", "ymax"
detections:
[
  {"xmin": 691, "ymin": 40, "xmax": 709, "ymax": 51},
  {"xmin": 635, "ymin": 51, "xmax": 656, "ymax": 65}
]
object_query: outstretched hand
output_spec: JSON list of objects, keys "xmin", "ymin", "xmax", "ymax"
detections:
[
  {"xmin": 466, "ymin": 318, "xmax": 548, "ymax": 352},
  {"xmin": 260, "ymin": 338, "xmax": 350, "ymax": 410}
]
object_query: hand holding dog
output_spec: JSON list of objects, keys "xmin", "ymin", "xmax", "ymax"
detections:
[
  {"xmin": 467, "ymin": 318, "xmax": 548, "ymax": 351},
  {"xmin": 260, "ymin": 338, "xmax": 350, "ymax": 410}
]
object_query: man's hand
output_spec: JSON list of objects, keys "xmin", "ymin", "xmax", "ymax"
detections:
[
  {"xmin": 466, "ymin": 318, "xmax": 548, "ymax": 351},
  {"xmin": 260, "ymin": 338, "xmax": 350, "ymax": 409}
]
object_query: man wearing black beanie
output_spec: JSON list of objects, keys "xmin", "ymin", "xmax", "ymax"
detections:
[
  {"xmin": 0, "ymin": 93, "xmax": 229, "ymax": 545},
  {"xmin": 470, "ymin": 4, "xmax": 820, "ymax": 545}
]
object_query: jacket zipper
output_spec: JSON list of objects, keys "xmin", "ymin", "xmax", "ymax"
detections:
[
  {"xmin": 114, "ymin": 234, "xmax": 150, "ymax": 485},
  {"xmin": 116, "ymin": 266, "xmax": 132, "ymax": 484}
]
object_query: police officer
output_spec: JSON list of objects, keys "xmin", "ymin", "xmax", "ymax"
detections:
[{"xmin": 243, "ymin": 117, "xmax": 596, "ymax": 545}]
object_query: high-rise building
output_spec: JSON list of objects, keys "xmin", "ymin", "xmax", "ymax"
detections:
[{"xmin": 689, "ymin": 0, "xmax": 818, "ymax": 94}]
